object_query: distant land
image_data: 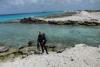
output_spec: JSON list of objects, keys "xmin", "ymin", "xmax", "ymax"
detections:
[{"xmin": 0, "ymin": 9, "xmax": 100, "ymax": 16}]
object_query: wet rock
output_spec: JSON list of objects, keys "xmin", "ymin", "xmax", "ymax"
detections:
[
  {"xmin": 66, "ymin": 20, "xmax": 76, "ymax": 25},
  {"xmin": 18, "ymin": 41, "xmax": 36, "ymax": 56},
  {"xmin": 48, "ymin": 21, "xmax": 58, "ymax": 25},
  {"xmin": 0, "ymin": 42, "xmax": 36, "ymax": 61},
  {"xmin": 81, "ymin": 21, "xmax": 100, "ymax": 26},
  {"xmin": 48, "ymin": 46, "xmax": 56, "ymax": 51},
  {"xmin": 19, "ymin": 46, "xmax": 26, "ymax": 50},
  {"xmin": 27, "ymin": 40, "xmax": 34, "ymax": 47},
  {"xmin": 97, "ymin": 45, "xmax": 99, "ymax": 48},
  {"xmin": 22, "ymin": 55, "xmax": 28, "ymax": 59},
  {"xmin": 48, "ymin": 20, "xmax": 100, "ymax": 26},
  {"xmin": 0, "ymin": 46, "xmax": 9, "ymax": 53},
  {"xmin": 20, "ymin": 17, "xmax": 47, "ymax": 24},
  {"xmin": 20, "ymin": 17, "xmax": 34, "ymax": 23},
  {"xmin": 72, "ymin": 45, "xmax": 75, "ymax": 47},
  {"xmin": 34, "ymin": 50, "xmax": 41, "ymax": 55},
  {"xmin": 19, "ymin": 40, "xmax": 34, "ymax": 50},
  {"xmin": 0, "ymin": 48, "xmax": 17, "ymax": 61},
  {"xmin": 57, "ymin": 49, "xmax": 65, "ymax": 53}
]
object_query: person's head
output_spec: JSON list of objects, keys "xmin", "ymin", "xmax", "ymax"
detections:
[
  {"xmin": 42, "ymin": 33, "xmax": 45, "ymax": 36},
  {"xmin": 42, "ymin": 33, "xmax": 45, "ymax": 35},
  {"xmin": 38, "ymin": 31, "xmax": 42, "ymax": 35}
]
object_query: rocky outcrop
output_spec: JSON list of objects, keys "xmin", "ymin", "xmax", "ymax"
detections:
[
  {"xmin": 47, "ymin": 46, "xmax": 56, "ymax": 51},
  {"xmin": 1, "ymin": 44, "xmax": 100, "ymax": 67},
  {"xmin": 48, "ymin": 20, "xmax": 100, "ymax": 26},
  {"xmin": 3, "ymin": 16, "xmax": 100, "ymax": 26},
  {"xmin": 0, "ymin": 41, "xmax": 59, "ymax": 61},
  {"xmin": 0, "ymin": 46, "xmax": 9, "ymax": 53},
  {"xmin": 44, "ymin": 12, "xmax": 76, "ymax": 18},
  {"xmin": 0, "ymin": 41, "xmax": 36, "ymax": 61},
  {"xmin": 20, "ymin": 17, "xmax": 47, "ymax": 24}
]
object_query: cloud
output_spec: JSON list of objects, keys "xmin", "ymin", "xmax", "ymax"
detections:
[
  {"xmin": 0, "ymin": 0, "xmax": 100, "ymax": 14},
  {"xmin": 0, "ymin": 0, "xmax": 99, "ymax": 7}
]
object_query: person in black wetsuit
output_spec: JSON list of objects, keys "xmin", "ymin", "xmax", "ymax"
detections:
[{"xmin": 37, "ymin": 32, "xmax": 48, "ymax": 54}]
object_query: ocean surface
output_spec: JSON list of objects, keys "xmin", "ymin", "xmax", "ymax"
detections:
[
  {"xmin": 0, "ymin": 11, "xmax": 62, "ymax": 22},
  {"xmin": 0, "ymin": 12, "xmax": 100, "ymax": 48},
  {"xmin": 0, "ymin": 23, "xmax": 100, "ymax": 48}
]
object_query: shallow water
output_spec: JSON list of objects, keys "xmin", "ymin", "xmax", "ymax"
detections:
[{"xmin": 0, "ymin": 23, "xmax": 100, "ymax": 48}]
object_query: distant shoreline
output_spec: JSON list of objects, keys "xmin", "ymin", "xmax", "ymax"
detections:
[{"xmin": 0, "ymin": 10, "xmax": 100, "ymax": 26}]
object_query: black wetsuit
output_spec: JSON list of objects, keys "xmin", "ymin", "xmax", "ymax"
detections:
[{"xmin": 37, "ymin": 34, "xmax": 48, "ymax": 54}]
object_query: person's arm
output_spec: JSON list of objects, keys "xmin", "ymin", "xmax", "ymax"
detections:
[
  {"xmin": 43, "ymin": 35, "xmax": 47, "ymax": 42},
  {"xmin": 37, "ymin": 35, "xmax": 39, "ymax": 42},
  {"xmin": 44, "ymin": 36, "xmax": 47, "ymax": 42}
]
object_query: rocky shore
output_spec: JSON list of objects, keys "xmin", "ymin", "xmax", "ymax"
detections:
[
  {"xmin": 2, "ymin": 11, "xmax": 100, "ymax": 26},
  {"xmin": 0, "ymin": 41, "xmax": 63, "ymax": 62},
  {"xmin": 19, "ymin": 11, "xmax": 100, "ymax": 26},
  {"xmin": 47, "ymin": 20, "xmax": 100, "ymax": 26},
  {"xmin": 0, "ymin": 44, "xmax": 100, "ymax": 67},
  {"xmin": 43, "ymin": 11, "xmax": 100, "ymax": 26}
]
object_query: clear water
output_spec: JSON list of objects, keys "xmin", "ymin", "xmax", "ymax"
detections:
[{"xmin": 0, "ymin": 23, "xmax": 100, "ymax": 48}]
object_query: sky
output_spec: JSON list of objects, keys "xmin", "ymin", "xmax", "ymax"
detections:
[{"xmin": 0, "ymin": 0, "xmax": 100, "ymax": 14}]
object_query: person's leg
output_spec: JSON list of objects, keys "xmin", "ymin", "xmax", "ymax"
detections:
[
  {"xmin": 40, "ymin": 42, "xmax": 44, "ymax": 53},
  {"xmin": 43, "ymin": 42, "xmax": 48, "ymax": 54},
  {"xmin": 37, "ymin": 42, "xmax": 40, "ymax": 51},
  {"xmin": 44, "ymin": 45, "xmax": 48, "ymax": 54}
]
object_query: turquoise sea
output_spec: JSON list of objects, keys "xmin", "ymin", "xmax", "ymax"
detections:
[
  {"xmin": 0, "ymin": 12, "xmax": 100, "ymax": 48},
  {"xmin": 0, "ymin": 11, "xmax": 62, "ymax": 22}
]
